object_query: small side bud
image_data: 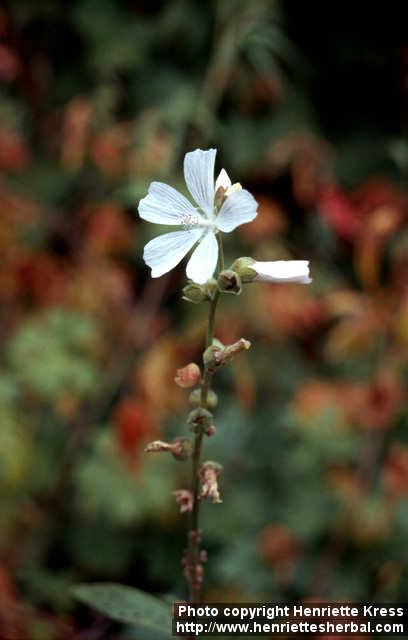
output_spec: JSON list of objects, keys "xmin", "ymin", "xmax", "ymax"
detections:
[
  {"xmin": 145, "ymin": 438, "xmax": 192, "ymax": 461},
  {"xmin": 182, "ymin": 283, "xmax": 206, "ymax": 304},
  {"xmin": 188, "ymin": 388, "xmax": 218, "ymax": 409},
  {"xmin": 204, "ymin": 278, "xmax": 218, "ymax": 300},
  {"xmin": 187, "ymin": 407, "xmax": 213, "ymax": 434},
  {"xmin": 173, "ymin": 489, "xmax": 193, "ymax": 513},
  {"xmin": 204, "ymin": 338, "xmax": 251, "ymax": 372},
  {"xmin": 220, "ymin": 338, "xmax": 251, "ymax": 363},
  {"xmin": 200, "ymin": 461, "xmax": 223, "ymax": 503},
  {"xmin": 171, "ymin": 437, "xmax": 193, "ymax": 461},
  {"xmin": 218, "ymin": 269, "xmax": 242, "ymax": 295},
  {"xmin": 203, "ymin": 344, "xmax": 221, "ymax": 373},
  {"xmin": 145, "ymin": 440, "xmax": 172, "ymax": 454},
  {"xmin": 230, "ymin": 257, "xmax": 257, "ymax": 283},
  {"xmin": 205, "ymin": 424, "xmax": 216, "ymax": 437},
  {"xmin": 175, "ymin": 363, "xmax": 201, "ymax": 388}
]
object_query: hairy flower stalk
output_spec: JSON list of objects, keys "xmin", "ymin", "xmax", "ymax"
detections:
[
  {"xmin": 186, "ymin": 233, "xmax": 223, "ymax": 602},
  {"xmin": 138, "ymin": 148, "xmax": 311, "ymax": 607}
]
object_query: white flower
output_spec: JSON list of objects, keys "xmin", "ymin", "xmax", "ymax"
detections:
[
  {"xmin": 138, "ymin": 148, "xmax": 258, "ymax": 284},
  {"xmin": 252, "ymin": 260, "xmax": 311, "ymax": 284}
]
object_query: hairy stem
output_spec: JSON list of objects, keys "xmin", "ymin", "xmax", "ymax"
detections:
[{"xmin": 187, "ymin": 234, "xmax": 224, "ymax": 603}]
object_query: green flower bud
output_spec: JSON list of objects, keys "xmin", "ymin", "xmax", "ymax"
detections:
[
  {"xmin": 206, "ymin": 389, "xmax": 218, "ymax": 410},
  {"xmin": 230, "ymin": 257, "xmax": 257, "ymax": 283},
  {"xmin": 182, "ymin": 283, "xmax": 206, "ymax": 304},
  {"xmin": 204, "ymin": 338, "xmax": 251, "ymax": 372},
  {"xmin": 203, "ymin": 344, "xmax": 222, "ymax": 372},
  {"xmin": 187, "ymin": 407, "xmax": 213, "ymax": 434},
  {"xmin": 171, "ymin": 437, "xmax": 193, "ymax": 461},
  {"xmin": 204, "ymin": 278, "xmax": 218, "ymax": 300},
  {"xmin": 189, "ymin": 388, "xmax": 218, "ymax": 409},
  {"xmin": 217, "ymin": 269, "xmax": 242, "ymax": 295}
]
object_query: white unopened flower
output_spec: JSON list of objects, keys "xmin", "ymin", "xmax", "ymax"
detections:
[
  {"xmin": 138, "ymin": 149, "xmax": 258, "ymax": 284},
  {"xmin": 253, "ymin": 260, "xmax": 311, "ymax": 284},
  {"xmin": 232, "ymin": 257, "xmax": 311, "ymax": 284}
]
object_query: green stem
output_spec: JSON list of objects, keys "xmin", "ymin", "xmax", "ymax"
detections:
[
  {"xmin": 217, "ymin": 232, "xmax": 225, "ymax": 271},
  {"xmin": 187, "ymin": 233, "xmax": 224, "ymax": 603}
]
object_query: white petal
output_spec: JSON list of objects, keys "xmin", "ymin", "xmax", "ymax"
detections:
[
  {"xmin": 186, "ymin": 231, "xmax": 218, "ymax": 284},
  {"xmin": 253, "ymin": 260, "xmax": 311, "ymax": 284},
  {"xmin": 184, "ymin": 148, "xmax": 216, "ymax": 216},
  {"xmin": 143, "ymin": 229, "xmax": 202, "ymax": 278},
  {"xmin": 215, "ymin": 168, "xmax": 232, "ymax": 192},
  {"xmin": 216, "ymin": 189, "xmax": 258, "ymax": 232},
  {"xmin": 139, "ymin": 181, "xmax": 201, "ymax": 225}
]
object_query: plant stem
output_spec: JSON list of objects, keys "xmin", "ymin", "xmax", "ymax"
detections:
[{"xmin": 186, "ymin": 234, "xmax": 224, "ymax": 603}]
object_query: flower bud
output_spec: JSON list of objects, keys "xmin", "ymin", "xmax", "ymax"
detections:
[
  {"xmin": 200, "ymin": 550, "xmax": 208, "ymax": 563},
  {"xmin": 200, "ymin": 461, "xmax": 222, "ymax": 503},
  {"xmin": 187, "ymin": 407, "xmax": 213, "ymax": 434},
  {"xmin": 173, "ymin": 489, "xmax": 193, "ymax": 513},
  {"xmin": 203, "ymin": 344, "xmax": 221, "ymax": 373},
  {"xmin": 230, "ymin": 257, "xmax": 257, "ymax": 283},
  {"xmin": 251, "ymin": 260, "xmax": 311, "ymax": 284},
  {"xmin": 221, "ymin": 338, "xmax": 251, "ymax": 362},
  {"xmin": 203, "ymin": 338, "xmax": 251, "ymax": 372},
  {"xmin": 188, "ymin": 388, "xmax": 218, "ymax": 409},
  {"xmin": 145, "ymin": 437, "xmax": 192, "ymax": 461},
  {"xmin": 205, "ymin": 424, "xmax": 216, "ymax": 437},
  {"xmin": 145, "ymin": 440, "xmax": 171, "ymax": 454},
  {"xmin": 182, "ymin": 283, "xmax": 206, "ymax": 304},
  {"xmin": 174, "ymin": 363, "xmax": 201, "ymax": 388},
  {"xmin": 171, "ymin": 437, "xmax": 194, "ymax": 461},
  {"xmin": 217, "ymin": 269, "xmax": 242, "ymax": 295},
  {"xmin": 204, "ymin": 278, "xmax": 218, "ymax": 300}
]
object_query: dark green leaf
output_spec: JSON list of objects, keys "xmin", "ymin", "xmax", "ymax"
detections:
[{"xmin": 72, "ymin": 583, "xmax": 171, "ymax": 637}]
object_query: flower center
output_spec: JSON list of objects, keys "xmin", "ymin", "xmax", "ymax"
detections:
[
  {"xmin": 181, "ymin": 212, "xmax": 201, "ymax": 230},
  {"xmin": 181, "ymin": 212, "xmax": 215, "ymax": 232}
]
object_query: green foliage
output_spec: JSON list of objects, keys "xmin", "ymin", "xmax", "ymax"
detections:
[
  {"xmin": 74, "ymin": 430, "xmax": 174, "ymax": 525},
  {"xmin": 0, "ymin": 409, "xmax": 32, "ymax": 489},
  {"xmin": 9, "ymin": 309, "xmax": 101, "ymax": 401},
  {"xmin": 72, "ymin": 583, "xmax": 171, "ymax": 638}
]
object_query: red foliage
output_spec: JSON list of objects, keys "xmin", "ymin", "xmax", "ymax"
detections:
[
  {"xmin": 348, "ymin": 375, "xmax": 405, "ymax": 432},
  {"xmin": 0, "ymin": 44, "xmax": 21, "ymax": 82},
  {"xmin": 383, "ymin": 444, "xmax": 408, "ymax": 497},
  {"xmin": 258, "ymin": 524, "xmax": 300, "ymax": 586},
  {"xmin": 15, "ymin": 253, "xmax": 66, "ymax": 306},
  {"xmin": 114, "ymin": 398, "xmax": 154, "ymax": 453},
  {"xmin": 0, "ymin": 128, "xmax": 30, "ymax": 171},
  {"xmin": 83, "ymin": 204, "xmax": 133, "ymax": 256},
  {"xmin": 316, "ymin": 178, "xmax": 407, "ymax": 245},
  {"xmin": 316, "ymin": 183, "xmax": 361, "ymax": 240}
]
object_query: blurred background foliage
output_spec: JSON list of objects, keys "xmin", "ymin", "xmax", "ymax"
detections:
[{"xmin": 0, "ymin": 0, "xmax": 407, "ymax": 637}]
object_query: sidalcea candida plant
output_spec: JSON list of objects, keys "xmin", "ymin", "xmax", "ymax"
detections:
[{"xmin": 139, "ymin": 148, "xmax": 311, "ymax": 603}]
